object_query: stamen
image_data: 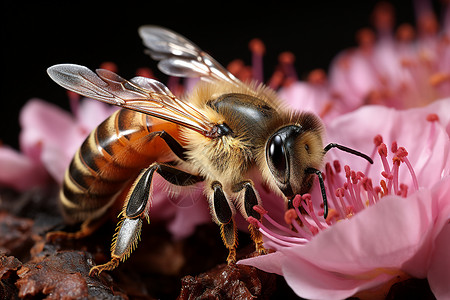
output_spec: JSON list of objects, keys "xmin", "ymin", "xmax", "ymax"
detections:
[
  {"xmin": 286, "ymin": 209, "xmax": 314, "ymax": 239},
  {"xmin": 248, "ymin": 217, "xmax": 307, "ymax": 247},
  {"xmin": 426, "ymin": 113, "xmax": 439, "ymax": 151},
  {"xmin": 399, "ymin": 183, "xmax": 408, "ymax": 197},
  {"xmin": 254, "ymin": 205, "xmax": 303, "ymax": 237},
  {"xmin": 326, "ymin": 164, "xmax": 344, "ymax": 217},
  {"xmin": 248, "ymin": 38, "xmax": 265, "ymax": 84},
  {"xmin": 344, "ymin": 166, "xmax": 364, "ymax": 212},
  {"xmin": 365, "ymin": 134, "xmax": 383, "ymax": 174},
  {"xmin": 335, "ymin": 188, "xmax": 349, "ymax": 217},
  {"xmin": 300, "ymin": 195, "xmax": 327, "ymax": 230},
  {"xmin": 362, "ymin": 177, "xmax": 375, "ymax": 205},
  {"xmin": 391, "ymin": 141, "xmax": 398, "ymax": 154},
  {"xmin": 380, "ymin": 180, "xmax": 388, "ymax": 196},
  {"xmin": 402, "ymin": 157, "xmax": 419, "ymax": 191},
  {"xmin": 292, "ymin": 199, "xmax": 319, "ymax": 236},
  {"xmin": 391, "ymin": 160, "xmax": 400, "ymax": 195},
  {"xmin": 278, "ymin": 51, "xmax": 298, "ymax": 85},
  {"xmin": 378, "ymin": 143, "xmax": 390, "ymax": 173}
]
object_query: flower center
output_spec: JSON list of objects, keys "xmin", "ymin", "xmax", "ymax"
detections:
[{"xmin": 248, "ymin": 134, "xmax": 420, "ymax": 246}]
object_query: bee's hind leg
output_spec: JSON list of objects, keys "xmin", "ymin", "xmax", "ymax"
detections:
[
  {"xmin": 90, "ymin": 163, "xmax": 203, "ymax": 276},
  {"xmin": 233, "ymin": 180, "xmax": 267, "ymax": 256},
  {"xmin": 46, "ymin": 212, "xmax": 110, "ymax": 241}
]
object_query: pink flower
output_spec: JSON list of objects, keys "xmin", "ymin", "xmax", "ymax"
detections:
[
  {"xmin": 239, "ymin": 98, "xmax": 450, "ymax": 299},
  {"xmin": 328, "ymin": 2, "xmax": 450, "ymax": 110},
  {"xmin": 0, "ymin": 97, "xmax": 117, "ymax": 190}
]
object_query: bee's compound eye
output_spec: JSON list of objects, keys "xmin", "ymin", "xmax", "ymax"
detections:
[{"xmin": 267, "ymin": 135, "xmax": 288, "ymax": 183}]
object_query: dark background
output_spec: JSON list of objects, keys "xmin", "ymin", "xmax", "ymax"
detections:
[{"xmin": 2, "ymin": 0, "xmax": 436, "ymax": 149}]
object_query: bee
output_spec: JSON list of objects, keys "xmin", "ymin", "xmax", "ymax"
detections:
[{"xmin": 47, "ymin": 26, "xmax": 373, "ymax": 275}]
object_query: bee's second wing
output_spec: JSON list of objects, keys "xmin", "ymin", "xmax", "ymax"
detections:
[
  {"xmin": 139, "ymin": 25, "xmax": 242, "ymax": 86},
  {"xmin": 47, "ymin": 64, "xmax": 215, "ymax": 136}
]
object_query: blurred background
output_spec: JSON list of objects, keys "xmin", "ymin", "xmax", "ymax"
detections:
[{"xmin": 2, "ymin": 0, "xmax": 438, "ymax": 149}]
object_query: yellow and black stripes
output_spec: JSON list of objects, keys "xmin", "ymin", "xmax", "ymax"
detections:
[{"xmin": 60, "ymin": 109, "xmax": 180, "ymax": 224}]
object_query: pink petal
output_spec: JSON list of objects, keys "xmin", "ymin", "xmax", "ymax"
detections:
[
  {"xmin": 0, "ymin": 146, "xmax": 49, "ymax": 191},
  {"xmin": 19, "ymin": 99, "xmax": 76, "ymax": 161},
  {"xmin": 427, "ymin": 176, "xmax": 450, "ymax": 299},
  {"xmin": 241, "ymin": 183, "xmax": 445, "ymax": 299},
  {"xmin": 325, "ymin": 99, "xmax": 450, "ymax": 188},
  {"xmin": 148, "ymin": 175, "xmax": 211, "ymax": 239},
  {"xmin": 428, "ymin": 220, "xmax": 450, "ymax": 299},
  {"xmin": 166, "ymin": 198, "xmax": 210, "ymax": 240},
  {"xmin": 239, "ymin": 251, "xmax": 284, "ymax": 275},
  {"xmin": 329, "ymin": 50, "xmax": 381, "ymax": 110},
  {"xmin": 281, "ymin": 254, "xmax": 396, "ymax": 300},
  {"xmin": 76, "ymin": 98, "xmax": 117, "ymax": 132}
]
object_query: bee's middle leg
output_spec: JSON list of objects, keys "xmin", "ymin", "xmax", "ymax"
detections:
[
  {"xmin": 210, "ymin": 181, "xmax": 238, "ymax": 264},
  {"xmin": 233, "ymin": 180, "xmax": 267, "ymax": 255},
  {"xmin": 90, "ymin": 163, "xmax": 202, "ymax": 276}
]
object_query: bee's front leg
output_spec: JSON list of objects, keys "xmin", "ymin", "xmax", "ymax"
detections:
[
  {"xmin": 233, "ymin": 180, "xmax": 267, "ymax": 256},
  {"xmin": 209, "ymin": 181, "xmax": 238, "ymax": 264},
  {"xmin": 90, "ymin": 163, "xmax": 202, "ymax": 276}
]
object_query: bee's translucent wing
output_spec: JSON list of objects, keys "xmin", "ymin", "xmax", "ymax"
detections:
[
  {"xmin": 47, "ymin": 64, "xmax": 215, "ymax": 135},
  {"xmin": 139, "ymin": 25, "xmax": 243, "ymax": 86}
]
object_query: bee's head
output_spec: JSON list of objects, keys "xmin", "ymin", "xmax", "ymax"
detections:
[
  {"xmin": 264, "ymin": 112, "xmax": 373, "ymax": 219},
  {"xmin": 265, "ymin": 122, "xmax": 324, "ymax": 200}
]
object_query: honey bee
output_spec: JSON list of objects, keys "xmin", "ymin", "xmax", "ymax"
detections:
[{"xmin": 47, "ymin": 26, "xmax": 373, "ymax": 275}]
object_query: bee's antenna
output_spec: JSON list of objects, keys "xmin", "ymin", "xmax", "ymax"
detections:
[
  {"xmin": 324, "ymin": 143, "xmax": 374, "ymax": 164},
  {"xmin": 306, "ymin": 168, "xmax": 328, "ymax": 219}
]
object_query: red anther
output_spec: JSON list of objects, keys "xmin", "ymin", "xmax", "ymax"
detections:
[
  {"xmin": 333, "ymin": 160, "xmax": 341, "ymax": 173},
  {"xmin": 400, "ymin": 183, "xmax": 409, "ymax": 197},
  {"xmin": 357, "ymin": 171, "xmax": 365, "ymax": 179},
  {"xmin": 335, "ymin": 188, "xmax": 345, "ymax": 197},
  {"xmin": 372, "ymin": 1, "xmax": 395, "ymax": 32},
  {"xmin": 302, "ymin": 194, "xmax": 312, "ymax": 201},
  {"xmin": 427, "ymin": 114, "xmax": 439, "ymax": 122},
  {"xmin": 279, "ymin": 51, "xmax": 295, "ymax": 64},
  {"xmin": 380, "ymin": 180, "xmax": 388, "ymax": 195},
  {"xmin": 362, "ymin": 177, "xmax": 373, "ymax": 190},
  {"xmin": 248, "ymin": 38, "xmax": 265, "ymax": 56},
  {"xmin": 381, "ymin": 171, "xmax": 393, "ymax": 180},
  {"xmin": 396, "ymin": 147, "xmax": 408, "ymax": 158},
  {"xmin": 100, "ymin": 61, "xmax": 118, "ymax": 73},
  {"xmin": 253, "ymin": 205, "xmax": 268, "ymax": 215},
  {"xmin": 292, "ymin": 196, "xmax": 301, "ymax": 208},
  {"xmin": 378, "ymin": 143, "xmax": 388, "ymax": 157},
  {"xmin": 343, "ymin": 182, "xmax": 349, "ymax": 189},
  {"xmin": 247, "ymin": 216, "xmax": 260, "ymax": 228},
  {"xmin": 356, "ymin": 28, "xmax": 376, "ymax": 50},
  {"xmin": 308, "ymin": 69, "xmax": 327, "ymax": 85},
  {"xmin": 136, "ymin": 67, "xmax": 154, "ymax": 78},
  {"xmin": 344, "ymin": 165, "xmax": 351, "ymax": 178},
  {"xmin": 391, "ymin": 141, "xmax": 398, "ymax": 153},
  {"xmin": 227, "ymin": 59, "xmax": 245, "ymax": 75},
  {"xmin": 374, "ymin": 186, "xmax": 382, "ymax": 194},
  {"xmin": 284, "ymin": 209, "xmax": 297, "ymax": 225},
  {"xmin": 374, "ymin": 134, "xmax": 383, "ymax": 146},
  {"xmin": 396, "ymin": 23, "xmax": 415, "ymax": 42},
  {"xmin": 351, "ymin": 171, "xmax": 358, "ymax": 184}
]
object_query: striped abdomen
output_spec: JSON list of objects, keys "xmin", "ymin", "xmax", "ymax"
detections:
[{"xmin": 60, "ymin": 109, "xmax": 180, "ymax": 223}]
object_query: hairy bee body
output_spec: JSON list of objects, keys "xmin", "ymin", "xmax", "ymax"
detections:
[
  {"xmin": 61, "ymin": 108, "xmax": 179, "ymax": 224},
  {"xmin": 62, "ymin": 80, "xmax": 324, "ymax": 226}
]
